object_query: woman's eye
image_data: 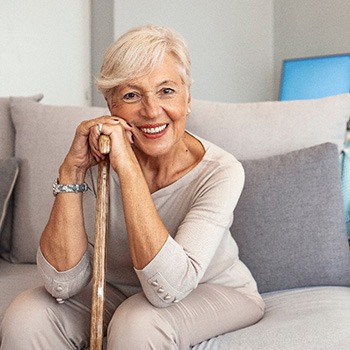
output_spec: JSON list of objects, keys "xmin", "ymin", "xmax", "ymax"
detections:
[
  {"xmin": 123, "ymin": 92, "xmax": 140, "ymax": 102},
  {"xmin": 160, "ymin": 88, "xmax": 175, "ymax": 96}
]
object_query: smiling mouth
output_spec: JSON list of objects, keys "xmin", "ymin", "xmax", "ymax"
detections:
[{"xmin": 139, "ymin": 124, "xmax": 168, "ymax": 135}]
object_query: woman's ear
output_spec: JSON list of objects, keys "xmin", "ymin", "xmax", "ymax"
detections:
[{"xmin": 187, "ymin": 94, "xmax": 191, "ymax": 115}]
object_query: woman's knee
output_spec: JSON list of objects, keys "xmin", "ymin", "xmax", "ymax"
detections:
[
  {"xmin": 2, "ymin": 287, "xmax": 51, "ymax": 333},
  {"xmin": 1, "ymin": 286, "xmax": 92, "ymax": 350},
  {"xmin": 107, "ymin": 293, "xmax": 178, "ymax": 349},
  {"xmin": 1, "ymin": 287, "xmax": 57, "ymax": 348}
]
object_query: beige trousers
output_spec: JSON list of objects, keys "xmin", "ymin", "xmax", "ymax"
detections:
[{"xmin": 0, "ymin": 283, "xmax": 264, "ymax": 350}]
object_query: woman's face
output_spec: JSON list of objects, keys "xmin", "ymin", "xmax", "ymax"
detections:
[{"xmin": 107, "ymin": 54, "xmax": 191, "ymax": 159}]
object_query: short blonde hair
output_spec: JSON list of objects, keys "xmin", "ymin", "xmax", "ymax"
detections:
[{"xmin": 96, "ymin": 25, "xmax": 192, "ymax": 99}]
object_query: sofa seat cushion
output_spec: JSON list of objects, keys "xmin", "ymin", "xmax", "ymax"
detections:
[
  {"xmin": 2, "ymin": 263, "xmax": 349, "ymax": 349},
  {"xmin": 0, "ymin": 258, "xmax": 42, "ymax": 322},
  {"xmin": 192, "ymin": 286, "xmax": 350, "ymax": 350}
]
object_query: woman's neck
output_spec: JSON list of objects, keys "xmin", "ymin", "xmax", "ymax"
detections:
[{"xmin": 135, "ymin": 133, "xmax": 205, "ymax": 193}]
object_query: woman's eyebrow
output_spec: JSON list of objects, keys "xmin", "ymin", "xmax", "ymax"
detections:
[
  {"xmin": 157, "ymin": 80, "xmax": 179, "ymax": 87},
  {"xmin": 124, "ymin": 80, "xmax": 180, "ymax": 91}
]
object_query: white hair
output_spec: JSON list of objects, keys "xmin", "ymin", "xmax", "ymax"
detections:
[{"xmin": 96, "ymin": 25, "xmax": 192, "ymax": 99}]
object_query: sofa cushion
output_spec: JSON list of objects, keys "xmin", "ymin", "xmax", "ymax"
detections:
[
  {"xmin": 192, "ymin": 286, "xmax": 350, "ymax": 350},
  {"xmin": 0, "ymin": 95, "xmax": 43, "ymax": 159},
  {"xmin": 188, "ymin": 94, "xmax": 350, "ymax": 160},
  {"xmin": 9, "ymin": 98, "xmax": 108, "ymax": 263},
  {"xmin": 231, "ymin": 143, "xmax": 350, "ymax": 293},
  {"xmin": 0, "ymin": 158, "xmax": 19, "ymax": 260}
]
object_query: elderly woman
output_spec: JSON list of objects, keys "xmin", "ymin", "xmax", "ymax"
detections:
[{"xmin": 0, "ymin": 25, "xmax": 264, "ymax": 349}]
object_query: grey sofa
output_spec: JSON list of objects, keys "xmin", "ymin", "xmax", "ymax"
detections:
[{"xmin": 1, "ymin": 94, "xmax": 350, "ymax": 349}]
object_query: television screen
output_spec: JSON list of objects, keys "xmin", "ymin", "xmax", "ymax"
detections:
[{"xmin": 279, "ymin": 54, "xmax": 350, "ymax": 101}]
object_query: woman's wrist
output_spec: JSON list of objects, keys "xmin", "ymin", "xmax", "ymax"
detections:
[{"xmin": 58, "ymin": 162, "xmax": 87, "ymax": 184}]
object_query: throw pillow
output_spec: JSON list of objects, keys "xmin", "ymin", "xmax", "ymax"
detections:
[
  {"xmin": 0, "ymin": 158, "xmax": 19, "ymax": 260},
  {"xmin": 0, "ymin": 95, "xmax": 43, "ymax": 159},
  {"xmin": 231, "ymin": 143, "xmax": 350, "ymax": 293},
  {"xmin": 188, "ymin": 94, "xmax": 350, "ymax": 160},
  {"xmin": 10, "ymin": 98, "xmax": 109, "ymax": 263}
]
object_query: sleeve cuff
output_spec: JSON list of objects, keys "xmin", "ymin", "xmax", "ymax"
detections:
[
  {"xmin": 36, "ymin": 248, "xmax": 92, "ymax": 300},
  {"xmin": 134, "ymin": 237, "xmax": 191, "ymax": 307}
]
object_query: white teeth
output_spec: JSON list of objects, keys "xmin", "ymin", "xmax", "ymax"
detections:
[{"xmin": 140, "ymin": 124, "xmax": 167, "ymax": 134}]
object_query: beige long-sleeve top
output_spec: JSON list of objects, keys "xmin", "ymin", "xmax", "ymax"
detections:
[{"xmin": 37, "ymin": 136, "xmax": 263, "ymax": 308}]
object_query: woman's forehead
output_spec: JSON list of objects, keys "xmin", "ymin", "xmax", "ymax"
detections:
[{"xmin": 120, "ymin": 55, "xmax": 184, "ymax": 90}]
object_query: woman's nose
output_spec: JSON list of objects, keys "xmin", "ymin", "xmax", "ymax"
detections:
[{"xmin": 141, "ymin": 94, "xmax": 162, "ymax": 119}]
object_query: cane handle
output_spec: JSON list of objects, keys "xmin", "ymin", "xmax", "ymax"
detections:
[{"xmin": 99, "ymin": 135, "xmax": 110, "ymax": 155}]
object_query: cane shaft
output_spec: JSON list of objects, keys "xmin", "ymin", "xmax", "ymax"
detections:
[{"xmin": 90, "ymin": 136, "xmax": 110, "ymax": 350}]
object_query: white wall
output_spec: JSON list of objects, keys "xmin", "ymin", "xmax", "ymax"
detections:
[
  {"xmin": 91, "ymin": 0, "xmax": 114, "ymax": 108},
  {"xmin": 274, "ymin": 0, "xmax": 350, "ymax": 99},
  {"xmin": 113, "ymin": 0, "xmax": 274, "ymax": 103},
  {"xmin": 0, "ymin": 0, "xmax": 91, "ymax": 106},
  {"xmin": 2, "ymin": 1, "xmax": 349, "ymax": 106}
]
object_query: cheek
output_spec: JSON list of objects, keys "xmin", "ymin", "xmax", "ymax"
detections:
[
  {"xmin": 171, "ymin": 109, "xmax": 188, "ymax": 133},
  {"xmin": 169, "ymin": 99, "xmax": 190, "ymax": 120},
  {"xmin": 109, "ymin": 104, "xmax": 134, "ymax": 119},
  {"xmin": 166, "ymin": 108, "xmax": 187, "ymax": 125}
]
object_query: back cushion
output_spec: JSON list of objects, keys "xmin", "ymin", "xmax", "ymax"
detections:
[
  {"xmin": 9, "ymin": 98, "xmax": 108, "ymax": 263},
  {"xmin": 188, "ymin": 94, "xmax": 350, "ymax": 160},
  {"xmin": 0, "ymin": 95, "xmax": 43, "ymax": 159},
  {"xmin": 231, "ymin": 143, "xmax": 350, "ymax": 293},
  {"xmin": 0, "ymin": 95, "xmax": 44, "ymax": 258}
]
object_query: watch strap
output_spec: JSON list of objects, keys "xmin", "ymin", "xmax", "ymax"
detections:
[{"xmin": 53, "ymin": 178, "xmax": 89, "ymax": 196}]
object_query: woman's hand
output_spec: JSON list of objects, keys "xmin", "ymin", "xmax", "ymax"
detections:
[
  {"xmin": 88, "ymin": 116, "xmax": 135, "ymax": 174},
  {"xmin": 58, "ymin": 116, "xmax": 121, "ymax": 183}
]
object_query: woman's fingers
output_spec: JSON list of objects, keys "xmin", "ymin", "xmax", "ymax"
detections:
[
  {"xmin": 88, "ymin": 115, "xmax": 133, "ymax": 162},
  {"xmin": 88, "ymin": 122, "xmax": 105, "ymax": 161}
]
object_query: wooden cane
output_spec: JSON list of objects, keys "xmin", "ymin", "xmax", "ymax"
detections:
[{"xmin": 90, "ymin": 135, "xmax": 110, "ymax": 350}]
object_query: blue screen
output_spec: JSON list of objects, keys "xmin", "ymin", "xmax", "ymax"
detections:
[{"xmin": 280, "ymin": 54, "xmax": 350, "ymax": 101}]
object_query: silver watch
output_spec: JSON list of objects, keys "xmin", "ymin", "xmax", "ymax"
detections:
[{"xmin": 53, "ymin": 178, "xmax": 89, "ymax": 197}]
